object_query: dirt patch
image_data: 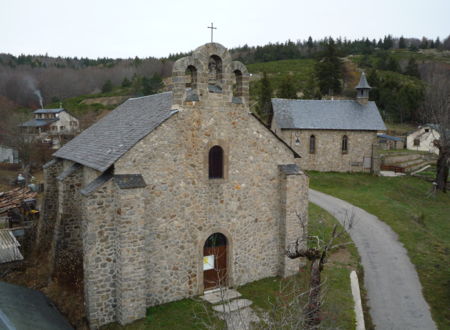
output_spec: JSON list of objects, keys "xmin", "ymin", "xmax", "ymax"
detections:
[{"xmin": 328, "ymin": 248, "xmax": 353, "ymax": 266}]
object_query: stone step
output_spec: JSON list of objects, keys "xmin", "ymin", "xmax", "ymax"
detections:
[
  {"xmin": 212, "ymin": 299, "xmax": 253, "ymax": 313},
  {"xmin": 200, "ymin": 289, "xmax": 242, "ymax": 304}
]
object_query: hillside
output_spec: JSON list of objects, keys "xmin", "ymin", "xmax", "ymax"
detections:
[{"xmin": 1, "ymin": 38, "xmax": 449, "ymax": 139}]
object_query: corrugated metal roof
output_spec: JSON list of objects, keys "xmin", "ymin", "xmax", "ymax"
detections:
[
  {"xmin": 272, "ymin": 98, "xmax": 386, "ymax": 131},
  {"xmin": 20, "ymin": 118, "xmax": 58, "ymax": 127},
  {"xmin": 33, "ymin": 108, "xmax": 65, "ymax": 114},
  {"xmin": 0, "ymin": 230, "xmax": 23, "ymax": 263},
  {"xmin": 378, "ymin": 134, "xmax": 403, "ymax": 141},
  {"xmin": 54, "ymin": 92, "xmax": 177, "ymax": 172}
]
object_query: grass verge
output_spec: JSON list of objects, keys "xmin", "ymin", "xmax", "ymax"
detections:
[{"xmin": 308, "ymin": 171, "xmax": 450, "ymax": 329}]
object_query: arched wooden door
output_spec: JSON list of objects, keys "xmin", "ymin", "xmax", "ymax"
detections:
[{"xmin": 203, "ymin": 233, "xmax": 227, "ymax": 290}]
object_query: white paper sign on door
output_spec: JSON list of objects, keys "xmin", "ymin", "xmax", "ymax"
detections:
[{"xmin": 203, "ymin": 255, "xmax": 214, "ymax": 270}]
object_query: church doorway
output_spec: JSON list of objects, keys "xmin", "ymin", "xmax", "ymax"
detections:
[{"xmin": 203, "ymin": 233, "xmax": 227, "ymax": 290}]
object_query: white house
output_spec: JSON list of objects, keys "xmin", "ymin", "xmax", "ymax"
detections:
[
  {"xmin": 406, "ymin": 124, "xmax": 440, "ymax": 154},
  {"xmin": 20, "ymin": 108, "xmax": 79, "ymax": 148}
]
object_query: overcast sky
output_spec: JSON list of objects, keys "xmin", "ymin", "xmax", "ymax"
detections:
[{"xmin": 1, "ymin": 0, "xmax": 449, "ymax": 59}]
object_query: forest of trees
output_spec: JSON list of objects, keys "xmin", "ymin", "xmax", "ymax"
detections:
[{"xmin": 0, "ymin": 34, "xmax": 448, "ymax": 120}]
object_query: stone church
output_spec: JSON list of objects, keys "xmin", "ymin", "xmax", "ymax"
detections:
[
  {"xmin": 271, "ymin": 72, "xmax": 386, "ymax": 173},
  {"xmin": 38, "ymin": 43, "xmax": 309, "ymax": 327}
]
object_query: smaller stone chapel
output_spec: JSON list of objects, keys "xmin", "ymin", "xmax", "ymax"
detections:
[{"xmin": 38, "ymin": 43, "xmax": 309, "ymax": 328}]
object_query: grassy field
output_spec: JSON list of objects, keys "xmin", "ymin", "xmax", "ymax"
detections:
[
  {"xmin": 102, "ymin": 203, "xmax": 362, "ymax": 329},
  {"xmin": 308, "ymin": 172, "xmax": 450, "ymax": 329}
]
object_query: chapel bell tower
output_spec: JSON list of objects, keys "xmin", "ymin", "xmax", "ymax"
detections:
[
  {"xmin": 356, "ymin": 71, "xmax": 371, "ymax": 105},
  {"xmin": 171, "ymin": 43, "xmax": 250, "ymax": 107}
]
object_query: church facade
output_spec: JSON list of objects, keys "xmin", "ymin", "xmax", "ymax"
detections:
[
  {"xmin": 271, "ymin": 73, "xmax": 386, "ymax": 173},
  {"xmin": 38, "ymin": 43, "xmax": 309, "ymax": 327}
]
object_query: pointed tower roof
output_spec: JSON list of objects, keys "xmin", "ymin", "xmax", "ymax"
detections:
[{"xmin": 356, "ymin": 72, "xmax": 371, "ymax": 89}]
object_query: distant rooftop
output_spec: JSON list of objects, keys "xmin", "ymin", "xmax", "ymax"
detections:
[
  {"xmin": 20, "ymin": 118, "xmax": 59, "ymax": 127},
  {"xmin": 33, "ymin": 108, "xmax": 65, "ymax": 114},
  {"xmin": 272, "ymin": 98, "xmax": 386, "ymax": 131}
]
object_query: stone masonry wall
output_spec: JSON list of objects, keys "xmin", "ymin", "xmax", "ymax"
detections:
[
  {"xmin": 278, "ymin": 167, "xmax": 309, "ymax": 277},
  {"xmin": 114, "ymin": 95, "xmax": 308, "ymax": 309},
  {"xmin": 36, "ymin": 159, "xmax": 63, "ymax": 252},
  {"xmin": 81, "ymin": 174, "xmax": 117, "ymax": 328},
  {"xmin": 114, "ymin": 186, "xmax": 147, "ymax": 324},
  {"xmin": 79, "ymin": 43, "xmax": 309, "ymax": 327},
  {"xmin": 279, "ymin": 129, "xmax": 377, "ymax": 172},
  {"xmin": 53, "ymin": 160, "xmax": 84, "ymax": 275}
]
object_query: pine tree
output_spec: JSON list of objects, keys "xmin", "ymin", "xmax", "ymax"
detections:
[
  {"xmin": 420, "ymin": 37, "xmax": 429, "ymax": 49},
  {"xmin": 399, "ymin": 36, "xmax": 406, "ymax": 49},
  {"xmin": 307, "ymin": 36, "xmax": 314, "ymax": 49},
  {"xmin": 257, "ymin": 72, "xmax": 273, "ymax": 121},
  {"xmin": 142, "ymin": 73, "xmax": 163, "ymax": 95},
  {"xmin": 101, "ymin": 79, "xmax": 113, "ymax": 93},
  {"xmin": 302, "ymin": 74, "xmax": 321, "ymax": 100},
  {"xmin": 278, "ymin": 75, "xmax": 297, "ymax": 99},
  {"xmin": 121, "ymin": 77, "xmax": 131, "ymax": 88},
  {"xmin": 435, "ymin": 37, "xmax": 441, "ymax": 49},
  {"xmin": 314, "ymin": 38, "xmax": 343, "ymax": 95},
  {"xmin": 405, "ymin": 58, "xmax": 420, "ymax": 78},
  {"xmin": 387, "ymin": 56, "xmax": 400, "ymax": 72}
]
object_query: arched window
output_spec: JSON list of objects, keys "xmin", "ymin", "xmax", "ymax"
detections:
[
  {"xmin": 342, "ymin": 135, "xmax": 348, "ymax": 153},
  {"xmin": 309, "ymin": 135, "xmax": 316, "ymax": 154},
  {"xmin": 209, "ymin": 145, "xmax": 224, "ymax": 179},
  {"xmin": 233, "ymin": 70, "xmax": 243, "ymax": 97},
  {"xmin": 208, "ymin": 55, "xmax": 222, "ymax": 92},
  {"xmin": 185, "ymin": 65, "xmax": 197, "ymax": 89}
]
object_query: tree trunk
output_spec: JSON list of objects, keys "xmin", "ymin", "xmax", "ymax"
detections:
[
  {"xmin": 435, "ymin": 150, "xmax": 449, "ymax": 193},
  {"xmin": 305, "ymin": 259, "xmax": 321, "ymax": 329}
]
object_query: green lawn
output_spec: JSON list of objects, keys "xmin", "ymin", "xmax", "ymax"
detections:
[
  {"xmin": 102, "ymin": 203, "xmax": 361, "ymax": 329},
  {"xmin": 308, "ymin": 171, "xmax": 450, "ymax": 329}
]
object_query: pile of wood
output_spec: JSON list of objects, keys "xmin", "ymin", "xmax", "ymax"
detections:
[{"xmin": 0, "ymin": 188, "xmax": 37, "ymax": 215}]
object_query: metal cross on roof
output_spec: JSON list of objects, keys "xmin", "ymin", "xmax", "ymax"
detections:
[{"xmin": 207, "ymin": 22, "xmax": 217, "ymax": 43}]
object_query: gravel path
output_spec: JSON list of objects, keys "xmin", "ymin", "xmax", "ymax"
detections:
[{"xmin": 309, "ymin": 189, "xmax": 437, "ymax": 330}]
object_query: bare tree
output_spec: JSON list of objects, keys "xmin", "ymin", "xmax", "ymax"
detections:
[
  {"xmin": 420, "ymin": 64, "xmax": 450, "ymax": 192},
  {"xmin": 286, "ymin": 213, "xmax": 353, "ymax": 329}
]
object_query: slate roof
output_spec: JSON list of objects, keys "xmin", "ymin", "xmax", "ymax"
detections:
[
  {"xmin": 20, "ymin": 118, "xmax": 58, "ymax": 127},
  {"xmin": 33, "ymin": 108, "xmax": 65, "ymax": 114},
  {"xmin": 0, "ymin": 281, "xmax": 73, "ymax": 330},
  {"xmin": 272, "ymin": 99, "xmax": 386, "ymax": 131},
  {"xmin": 355, "ymin": 72, "xmax": 371, "ymax": 89},
  {"xmin": 114, "ymin": 174, "xmax": 147, "ymax": 189},
  {"xmin": 54, "ymin": 92, "xmax": 177, "ymax": 172}
]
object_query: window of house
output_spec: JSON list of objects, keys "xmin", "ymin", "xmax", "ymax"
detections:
[
  {"xmin": 209, "ymin": 145, "xmax": 224, "ymax": 179},
  {"xmin": 414, "ymin": 139, "xmax": 420, "ymax": 146},
  {"xmin": 342, "ymin": 135, "xmax": 348, "ymax": 153},
  {"xmin": 309, "ymin": 135, "xmax": 316, "ymax": 154},
  {"xmin": 425, "ymin": 128, "xmax": 429, "ymax": 132},
  {"xmin": 60, "ymin": 126, "xmax": 65, "ymax": 131}
]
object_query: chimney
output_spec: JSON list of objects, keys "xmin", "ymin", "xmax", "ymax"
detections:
[{"xmin": 355, "ymin": 72, "xmax": 371, "ymax": 105}]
